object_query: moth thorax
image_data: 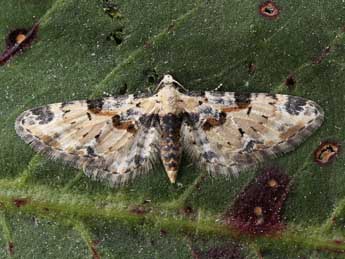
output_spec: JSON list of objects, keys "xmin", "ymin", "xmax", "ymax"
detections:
[{"xmin": 158, "ymin": 85, "xmax": 181, "ymax": 114}]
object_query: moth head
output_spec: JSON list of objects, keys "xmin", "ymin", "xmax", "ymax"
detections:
[{"xmin": 156, "ymin": 74, "xmax": 186, "ymax": 92}]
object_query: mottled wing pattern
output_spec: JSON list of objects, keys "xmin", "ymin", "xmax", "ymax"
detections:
[
  {"xmin": 15, "ymin": 95, "xmax": 159, "ymax": 186},
  {"xmin": 181, "ymin": 92, "xmax": 324, "ymax": 176}
]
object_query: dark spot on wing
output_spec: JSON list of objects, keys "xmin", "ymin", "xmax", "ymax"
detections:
[
  {"xmin": 126, "ymin": 124, "xmax": 136, "ymax": 134},
  {"xmin": 238, "ymin": 128, "xmax": 245, "ymax": 137},
  {"xmin": 203, "ymin": 151, "xmax": 217, "ymax": 161},
  {"xmin": 31, "ymin": 106, "xmax": 54, "ymax": 124},
  {"xmin": 134, "ymin": 154, "xmax": 144, "ymax": 165},
  {"xmin": 86, "ymin": 112, "xmax": 92, "ymax": 120},
  {"xmin": 95, "ymin": 131, "xmax": 102, "ymax": 140},
  {"xmin": 243, "ymin": 140, "xmax": 256, "ymax": 153},
  {"xmin": 87, "ymin": 146, "xmax": 96, "ymax": 157},
  {"xmin": 285, "ymin": 96, "xmax": 306, "ymax": 115},
  {"xmin": 183, "ymin": 112, "xmax": 200, "ymax": 126},
  {"xmin": 246, "ymin": 107, "xmax": 252, "ymax": 115},
  {"xmin": 112, "ymin": 114, "xmax": 121, "ymax": 126},
  {"xmin": 261, "ymin": 115, "xmax": 268, "ymax": 120},
  {"xmin": 139, "ymin": 114, "xmax": 159, "ymax": 128},
  {"xmin": 202, "ymin": 111, "xmax": 226, "ymax": 131},
  {"xmin": 61, "ymin": 101, "xmax": 74, "ymax": 108},
  {"xmin": 234, "ymin": 93, "xmax": 251, "ymax": 108},
  {"xmin": 87, "ymin": 99, "xmax": 104, "ymax": 114},
  {"xmin": 112, "ymin": 114, "xmax": 137, "ymax": 133},
  {"xmin": 265, "ymin": 93, "xmax": 277, "ymax": 100}
]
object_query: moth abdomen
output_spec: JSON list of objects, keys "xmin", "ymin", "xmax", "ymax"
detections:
[{"xmin": 159, "ymin": 113, "xmax": 183, "ymax": 183}]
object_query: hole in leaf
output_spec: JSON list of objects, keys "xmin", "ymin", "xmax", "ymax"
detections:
[
  {"xmin": 0, "ymin": 22, "xmax": 39, "ymax": 66},
  {"xmin": 225, "ymin": 168, "xmax": 290, "ymax": 235},
  {"xmin": 314, "ymin": 141, "xmax": 340, "ymax": 166},
  {"xmin": 259, "ymin": 1, "xmax": 280, "ymax": 19}
]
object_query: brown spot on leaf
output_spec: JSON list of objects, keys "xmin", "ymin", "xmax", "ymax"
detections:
[
  {"xmin": 259, "ymin": 1, "xmax": 280, "ymax": 19},
  {"xmin": 129, "ymin": 205, "xmax": 150, "ymax": 215},
  {"xmin": 159, "ymin": 229, "xmax": 167, "ymax": 237},
  {"xmin": 90, "ymin": 240, "xmax": 100, "ymax": 259},
  {"xmin": 12, "ymin": 198, "xmax": 30, "ymax": 208},
  {"xmin": 8, "ymin": 241, "xmax": 14, "ymax": 256},
  {"xmin": 180, "ymin": 206, "xmax": 193, "ymax": 216},
  {"xmin": 248, "ymin": 63, "xmax": 256, "ymax": 74},
  {"xmin": 0, "ymin": 22, "xmax": 39, "ymax": 66},
  {"xmin": 225, "ymin": 169, "xmax": 290, "ymax": 235},
  {"xmin": 314, "ymin": 141, "xmax": 340, "ymax": 166},
  {"xmin": 285, "ymin": 74, "xmax": 296, "ymax": 90},
  {"xmin": 191, "ymin": 243, "xmax": 244, "ymax": 259}
]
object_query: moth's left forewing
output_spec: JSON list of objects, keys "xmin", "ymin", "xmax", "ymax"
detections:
[
  {"xmin": 15, "ymin": 95, "xmax": 160, "ymax": 186},
  {"xmin": 180, "ymin": 92, "xmax": 324, "ymax": 176}
]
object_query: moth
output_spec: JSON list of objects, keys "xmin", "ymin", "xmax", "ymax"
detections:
[{"xmin": 15, "ymin": 75, "xmax": 324, "ymax": 186}]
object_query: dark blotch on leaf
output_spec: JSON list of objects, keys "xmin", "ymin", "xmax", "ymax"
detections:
[
  {"xmin": 191, "ymin": 243, "xmax": 244, "ymax": 259},
  {"xmin": 285, "ymin": 74, "xmax": 296, "ymax": 90},
  {"xmin": 225, "ymin": 169, "xmax": 290, "ymax": 235},
  {"xmin": 102, "ymin": 0, "xmax": 123, "ymax": 19},
  {"xmin": 159, "ymin": 229, "xmax": 167, "ymax": 237},
  {"xmin": 8, "ymin": 241, "xmax": 14, "ymax": 256},
  {"xmin": 248, "ymin": 63, "xmax": 256, "ymax": 74},
  {"xmin": 313, "ymin": 46, "xmax": 331, "ymax": 64},
  {"xmin": 129, "ymin": 205, "xmax": 150, "ymax": 215},
  {"xmin": 12, "ymin": 198, "xmax": 30, "ymax": 208},
  {"xmin": 143, "ymin": 68, "xmax": 159, "ymax": 84},
  {"xmin": 0, "ymin": 22, "xmax": 39, "ymax": 66},
  {"xmin": 106, "ymin": 27, "xmax": 124, "ymax": 45},
  {"xmin": 90, "ymin": 240, "xmax": 100, "ymax": 259},
  {"xmin": 314, "ymin": 141, "xmax": 340, "ymax": 166},
  {"xmin": 259, "ymin": 1, "xmax": 280, "ymax": 19}
]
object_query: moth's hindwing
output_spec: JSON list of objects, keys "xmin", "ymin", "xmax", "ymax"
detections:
[
  {"xmin": 15, "ymin": 96, "xmax": 159, "ymax": 186},
  {"xmin": 181, "ymin": 92, "xmax": 324, "ymax": 175}
]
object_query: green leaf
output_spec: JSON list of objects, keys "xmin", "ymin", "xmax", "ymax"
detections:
[{"xmin": 1, "ymin": 0, "xmax": 345, "ymax": 258}]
